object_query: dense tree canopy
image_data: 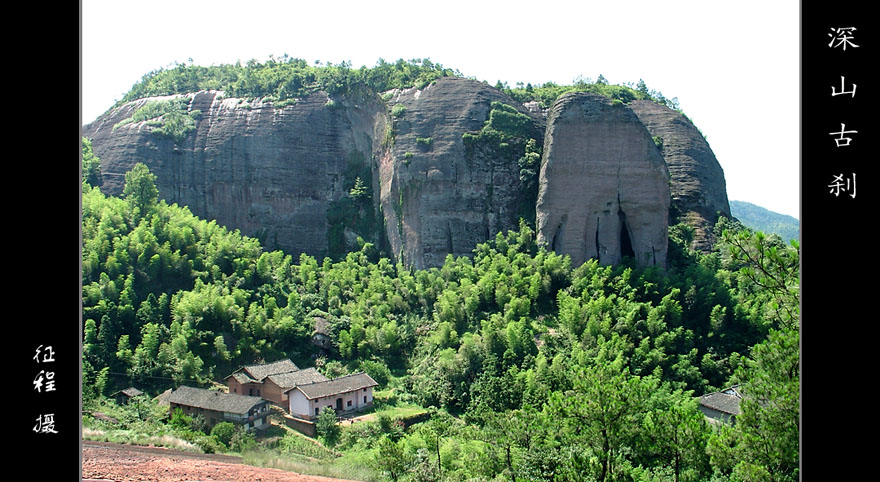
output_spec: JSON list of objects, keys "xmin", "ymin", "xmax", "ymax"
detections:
[
  {"xmin": 114, "ymin": 57, "xmax": 461, "ymax": 110},
  {"xmin": 81, "ymin": 139, "xmax": 798, "ymax": 481}
]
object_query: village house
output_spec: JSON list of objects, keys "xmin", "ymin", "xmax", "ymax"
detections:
[
  {"xmin": 698, "ymin": 385, "xmax": 743, "ymax": 425},
  {"xmin": 260, "ymin": 367, "xmax": 331, "ymax": 406},
  {"xmin": 110, "ymin": 386, "xmax": 143, "ymax": 405},
  {"xmin": 286, "ymin": 372, "xmax": 378, "ymax": 420},
  {"xmin": 311, "ymin": 316, "xmax": 333, "ymax": 351},
  {"xmin": 225, "ymin": 359, "xmax": 302, "ymax": 403},
  {"xmin": 166, "ymin": 385, "xmax": 271, "ymax": 431}
]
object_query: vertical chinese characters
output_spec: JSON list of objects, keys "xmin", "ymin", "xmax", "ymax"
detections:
[
  {"xmin": 32, "ymin": 345, "xmax": 57, "ymax": 434},
  {"xmin": 826, "ymin": 27, "xmax": 860, "ymax": 199}
]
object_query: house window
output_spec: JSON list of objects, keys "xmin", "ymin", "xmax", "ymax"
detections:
[
  {"xmin": 347, "ymin": 400, "xmax": 352, "ymax": 407},
  {"xmin": 364, "ymin": 396, "xmax": 368, "ymax": 403},
  {"xmin": 315, "ymin": 407, "xmax": 320, "ymax": 416},
  {"xmin": 257, "ymin": 389, "xmax": 260, "ymax": 396}
]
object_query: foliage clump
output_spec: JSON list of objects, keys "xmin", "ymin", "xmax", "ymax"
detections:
[
  {"xmin": 113, "ymin": 97, "xmax": 201, "ymax": 144},
  {"xmin": 501, "ymin": 76, "xmax": 680, "ymax": 111},
  {"xmin": 116, "ymin": 57, "xmax": 460, "ymax": 109},
  {"xmin": 462, "ymin": 102, "xmax": 542, "ymax": 225}
]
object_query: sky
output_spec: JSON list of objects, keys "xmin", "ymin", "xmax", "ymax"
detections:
[{"xmin": 81, "ymin": 0, "xmax": 800, "ymax": 219}]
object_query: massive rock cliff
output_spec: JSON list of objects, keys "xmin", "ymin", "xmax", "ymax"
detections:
[
  {"xmin": 83, "ymin": 90, "xmax": 387, "ymax": 257},
  {"xmin": 379, "ymin": 77, "xmax": 542, "ymax": 269},
  {"xmin": 84, "ymin": 79, "xmax": 730, "ymax": 268},
  {"xmin": 629, "ymin": 100, "xmax": 731, "ymax": 251},
  {"xmin": 535, "ymin": 92, "xmax": 670, "ymax": 268}
]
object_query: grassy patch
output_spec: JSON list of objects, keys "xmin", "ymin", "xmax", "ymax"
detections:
[
  {"xmin": 113, "ymin": 97, "xmax": 201, "ymax": 144},
  {"xmin": 243, "ymin": 447, "xmax": 383, "ymax": 482}
]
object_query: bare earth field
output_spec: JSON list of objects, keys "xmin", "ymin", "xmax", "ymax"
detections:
[{"xmin": 82, "ymin": 441, "xmax": 361, "ymax": 482}]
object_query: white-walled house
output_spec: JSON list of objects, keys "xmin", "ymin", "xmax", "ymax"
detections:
[{"xmin": 286, "ymin": 372, "xmax": 378, "ymax": 420}]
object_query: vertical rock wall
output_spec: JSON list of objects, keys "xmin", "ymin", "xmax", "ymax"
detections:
[
  {"xmin": 84, "ymin": 90, "xmax": 387, "ymax": 257},
  {"xmin": 84, "ymin": 81, "xmax": 733, "ymax": 269},
  {"xmin": 629, "ymin": 100, "xmax": 731, "ymax": 251},
  {"xmin": 536, "ymin": 92, "xmax": 670, "ymax": 268},
  {"xmin": 379, "ymin": 77, "xmax": 541, "ymax": 269}
]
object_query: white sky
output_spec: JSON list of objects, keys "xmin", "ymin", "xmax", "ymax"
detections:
[{"xmin": 81, "ymin": 0, "xmax": 800, "ymax": 219}]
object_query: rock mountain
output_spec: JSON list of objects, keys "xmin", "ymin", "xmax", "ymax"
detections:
[{"xmin": 83, "ymin": 76, "xmax": 731, "ymax": 269}]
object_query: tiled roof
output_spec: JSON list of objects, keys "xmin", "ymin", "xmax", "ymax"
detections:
[
  {"xmin": 270, "ymin": 367, "xmax": 330, "ymax": 390},
  {"xmin": 722, "ymin": 385, "xmax": 743, "ymax": 398},
  {"xmin": 313, "ymin": 316, "xmax": 331, "ymax": 336},
  {"xmin": 166, "ymin": 386, "xmax": 267, "ymax": 414},
  {"xmin": 294, "ymin": 372, "xmax": 378, "ymax": 400},
  {"xmin": 699, "ymin": 387, "xmax": 743, "ymax": 416},
  {"xmin": 226, "ymin": 359, "xmax": 300, "ymax": 383},
  {"xmin": 113, "ymin": 387, "xmax": 143, "ymax": 398},
  {"xmin": 245, "ymin": 359, "xmax": 300, "ymax": 380},
  {"xmin": 231, "ymin": 372, "xmax": 254, "ymax": 384}
]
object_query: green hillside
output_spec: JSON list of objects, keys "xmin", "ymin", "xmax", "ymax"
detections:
[
  {"xmin": 730, "ymin": 200, "xmax": 799, "ymax": 244},
  {"xmin": 81, "ymin": 137, "xmax": 800, "ymax": 480}
]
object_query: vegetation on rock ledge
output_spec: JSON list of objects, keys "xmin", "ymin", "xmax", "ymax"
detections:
[{"xmin": 116, "ymin": 57, "xmax": 461, "ymax": 109}]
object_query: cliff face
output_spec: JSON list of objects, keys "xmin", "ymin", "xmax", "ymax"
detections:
[
  {"xmin": 379, "ymin": 77, "xmax": 542, "ymax": 269},
  {"xmin": 83, "ymin": 90, "xmax": 387, "ymax": 257},
  {"xmin": 629, "ymin": 100, "xmax": 731, "ymax": 251},
  {"xmin": 84, "ymin": 80, "xmax": 730, "ymax": 268},
  {"xmin": 535, "ymin": 92, "xmax": 670, "ymax": 268}
]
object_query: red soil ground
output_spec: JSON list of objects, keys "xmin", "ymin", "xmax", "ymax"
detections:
[{"xmin": 82, "ymin": 441, "xmax": 362, "ymax": 482}]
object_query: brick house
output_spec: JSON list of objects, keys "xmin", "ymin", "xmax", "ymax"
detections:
[
  {"xmin": 261, "ymin": 368, "xmax": 331, "ymax": 406},
  {"xmin": 225, "ymin": 359, "xmax": 333, "ymax": 407},
  {"xmin": 166, "ymin": 385, "xmax": 271, "ymax": 431},
  {"xmin": 286, "ymin": 372, "xmax": 378, "ymax": 420},
  {"xmin": 225, "ymin": 359, "xmax": 300, "ymax": 402}
]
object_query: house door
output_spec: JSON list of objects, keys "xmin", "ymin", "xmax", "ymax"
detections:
[{"xmin": 336, "ymin": 398, "xmax": 343, "ymax": 411}]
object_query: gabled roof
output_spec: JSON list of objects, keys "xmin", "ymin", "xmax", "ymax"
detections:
[
  {"xmin": 166, "ymin": 386, "xmax": 267, "ymax": 414},
  {"xmin": 112, "ymin": 387, "xmax": 144, "ymax": 398},
  {"xmin": 269, "ymin": 367, "xmax": 330, "ymax": 390},
  {"xmin": 292, "ymin": 372, "xmax": 378, "ymax": 400},
  {"xmin": 721, "ymin": 385, "xmax": 743, "ymax": 398},
  {"xmin": 698, "ymin": 385, "xmax": 743, "ymax": 416},
  {"xmin": 313, "ymin": 316, "xmax": 331, "ymax": 336},
  {"xmin": 226, "ymin": 359, "xmax": 300, "ymax": 383}
]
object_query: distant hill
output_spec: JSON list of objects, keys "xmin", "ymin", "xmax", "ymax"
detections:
[{"xmin": 730, "ymin": 200, "xmax": 799, "ymax": 243}]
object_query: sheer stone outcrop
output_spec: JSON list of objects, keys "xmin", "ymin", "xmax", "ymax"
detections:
[
  {"xmin": 378, "ymin": 77, "xmax": 542, "ymax": 269},
  {"xmin": 84, "ymin": 81, "xmax": 735, "ymax": 269},
  {"xmin": 629, "ymin": 100, "xmax": 731, "ymax": 251},
  {"xmin": 83, "ymin": 90, "xmax": 387, "ymax": 257},
  {"xmin": 536, "ymin": 92, "xmax": 670, "ymax": 268}
]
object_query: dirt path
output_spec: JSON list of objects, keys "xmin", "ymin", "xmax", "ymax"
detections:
[
  {"xmin": 82, "ymin": 441, "xmax": 362, "ymax": 482},
  {"xmin": 336, "ymin": 412, "xmax": 377, "ymax": 426}
]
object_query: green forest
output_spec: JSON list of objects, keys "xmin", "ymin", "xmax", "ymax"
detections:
[
  {"xmin": 81, "ymin": 59, "xmax": 799, "ymax": 482},
  {"xmin": 105, "ymin": 57, "xmax": 681, "ymax": 118}
]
